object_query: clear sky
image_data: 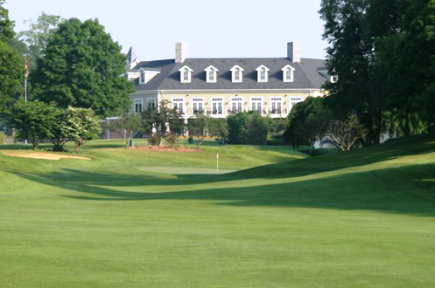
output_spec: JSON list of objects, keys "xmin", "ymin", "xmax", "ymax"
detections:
[{"xmin": 5, "ymin": 0, "xmax": 328, "ymax": 61}]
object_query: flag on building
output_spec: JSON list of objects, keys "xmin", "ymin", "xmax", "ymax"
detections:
[{"xmin": 25, "ymin": 63, "xmax": 29, "ymax": 78}]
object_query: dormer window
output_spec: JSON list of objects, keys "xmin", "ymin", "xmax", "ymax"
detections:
[
  {"xmin": 138, "ymin": 68, "xmax": 161, "ymax": 85},
  {"xmin": 256, "ymin": 65, "xmax": 270, "ymax": 82},
  {"xmin": 179, "ymin": 66, "xmax": 193, "ymax": 83},
  {"xmin": 204, "ymin": 65, "xmax": 218, "ymax": 83},
  {"xmin": 282, "ymin": 65, "xmax": 295, "ymax": 82},
  {"xmin": 140, "ymin": 70, "xmax": 145, "ymax": 83},
  {"xmin": 230, "ymin": 65, "xmax": 244, "ymax": 83}
]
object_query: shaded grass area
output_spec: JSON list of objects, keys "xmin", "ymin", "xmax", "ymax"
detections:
[{"xmin": 1, "ymin": 136, "xmax": 435, "ymax": 287}]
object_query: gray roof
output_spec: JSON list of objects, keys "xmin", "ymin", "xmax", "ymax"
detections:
[
  {"xmin": 133, "ymin": 58, "xmax": 328, "ymax": 91},
  {"xmin": 127, "ymin": 47, "xmax": 138, "ymax": 65}
]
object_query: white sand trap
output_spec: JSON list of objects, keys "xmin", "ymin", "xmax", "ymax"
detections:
[{"xmin": 4, "ymin": 152, "xmax": 91, "ymax": 161}]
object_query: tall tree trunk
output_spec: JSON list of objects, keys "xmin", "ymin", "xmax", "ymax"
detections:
[{"xmin": 404, "ymin": 109, "xmax": 411, "ymax": 136}]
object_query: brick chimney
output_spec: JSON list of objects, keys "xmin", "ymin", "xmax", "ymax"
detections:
[
  {"xmin": 288, "ymin": 42, "xmax": 301, "ymax": 63},
  {"xmin": 175, "ymin": 43, "xmax": 188, "ymax": 63}
]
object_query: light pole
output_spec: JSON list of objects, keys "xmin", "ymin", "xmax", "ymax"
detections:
[{"xmin": 24, "ymin": 62, "xmax": 29, "ymax": 145}]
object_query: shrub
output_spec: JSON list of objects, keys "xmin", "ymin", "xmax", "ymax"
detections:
[
  {"xmin": 148, "ymin": 134, "xmax": 160, "ymax": 146},
  {"xmin": 165, "ymin": 133, "xmax": 177, "ymax": 148},
  {"xmin": 227, "ymin": 112, "xmax": 269, "ymax": 145}
]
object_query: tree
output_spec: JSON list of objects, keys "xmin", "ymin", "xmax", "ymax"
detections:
[
  {"xmin": 16, "ymin": 12, "xmax": 64, "ymax": 67},
  {"xmin": 0, "ymin": 1, "xmax": 24, "ymax": 113},
  {"xmin": 61, "ymin": 107, "xmax": 101, "ymax": 152},
  {"xmin": 227, "ymin": 112, "xmax": 269, "ymax": 145},
  {"xmin": 0, "ymin": 0, "xmax": 14, "ymax": 43},
  {"xmin": 284, "ymin": 97, "xmax": 366, "ymax": 152},
  {"xmin": 141, "ymin": 100, "xmax": 182, "ymax": 146},
  {"xmin": 326, "ymin": 113, "xmax": 368, "ymax": 151},
  {"xmin": 320, "ymin": 0, "xmax": 381, "ymax": 145},
  {"xmin": 188, "ymin": 112, "xmax": 214, "ymax": 149},
  {"xmin": 31, "ymin": 18, "xmax": 134, "ymax": 116},
  {"xmin": 10, "ymin": 101, "xmax": 61, "ymax": 150},
  {"xmin": 111, "ymin": 111, "xmax": 143, "ymax": 148},
  {"xmin": 284, "ymin": 97, "xmax": 331, "ymax": 150}
]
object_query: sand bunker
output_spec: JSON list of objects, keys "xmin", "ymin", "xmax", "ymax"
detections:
[{"xmin": 4, "ymin": 152, "xmax": 91, "ymax": 161}]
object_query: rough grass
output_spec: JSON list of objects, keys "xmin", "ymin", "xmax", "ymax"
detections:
[{"xmin": 1, "ymin": 136, "xmax": 435, "ymax": 288}]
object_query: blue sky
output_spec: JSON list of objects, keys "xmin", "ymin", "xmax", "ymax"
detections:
[{"xmin": 5, "ymin": 0, "xmax": 328, "ymax": 61}]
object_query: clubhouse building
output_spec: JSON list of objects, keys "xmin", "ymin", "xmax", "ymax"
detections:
[{"xmin": 126, "ymin": 42, "xmax": 330, "ymax": 119}]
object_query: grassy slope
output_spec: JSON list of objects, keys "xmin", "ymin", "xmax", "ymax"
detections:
[{"xmin": 0, "ymin": 137, "xmax": 435, "ymax": 288}]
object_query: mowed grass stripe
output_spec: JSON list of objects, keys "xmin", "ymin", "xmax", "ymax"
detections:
[{"xmin": 1, "ymin": 137, "xmax": 435, "ymax": 287}]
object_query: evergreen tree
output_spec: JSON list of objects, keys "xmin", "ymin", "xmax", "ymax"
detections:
[{"xmin": 31, "ymin": 18, "xmax": 134, "ymax": 116}]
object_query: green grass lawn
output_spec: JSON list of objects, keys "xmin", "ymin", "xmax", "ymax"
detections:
[{"xmin": 1, "ymin": 136, "xmax": 435, "ymax": 287}]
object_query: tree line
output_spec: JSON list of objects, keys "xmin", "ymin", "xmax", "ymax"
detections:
[
  {"xmin": 0, "ymin": 1, "xmax": 134, "ymax": 149},
  {"xmin": 285, "ymin": 0, "xmax": 435, "ymax": 151}
]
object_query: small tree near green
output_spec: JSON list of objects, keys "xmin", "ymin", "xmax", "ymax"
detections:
[
  {"xmin": 188, "ymin": 112, "xmax": 214, "ymax": 149},
  {"xmin": 141, "ymin": 100, "xmax": 182, "ymax": 146},
  {"xmin": 10, "ymin": 100, "xmax": 61, "ymax": 150},
  {"xmin": 112, "ymin": 111, "xmax": 144, "ymax": 148},
  {"xmin": 62, "ymin": 107, "xmax": 101, "ymax": 152}
]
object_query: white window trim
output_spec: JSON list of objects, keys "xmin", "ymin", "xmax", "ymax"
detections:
[
  {"xmin": 281, "ymin": 65, "xmax": 295, "ymax": 82},
  {"xmin": 290, "ymin": 96, "xmax": 303, "ymax": 109},
  {"xmin": 250, "ymin": 96, "xmax": 263, "ymax": 113},
  {"xmin": 230, "ymin": 97, "xmax": 244, "ymax": 113},
  {"xmin": 134, "ymin": 98, "xmax": 143, "ymax": 113},
  {"xmin": 139, "ymin": 69, "xmax": 146, "ymax": 84},
  {"xmin": 147, "ymin": 98, "xmax": 156, "ymax": 111},
  {"xmin": 330, "ymin": 75, "xmax": 338, "ymax": 83},
  {"xmin": 172, "ymin": 97, "xmax": 185, "ymax": 114},
  {"xmin": 230, "ymin": 65, "xmax": 244, "ymax": 83},
  {"xmin": 256, "ymin": 65, "xmax": 270, "ymax": 83},
  {"xmin": 211, "ymin": 97, "xmax": 224, "ymax": 115},
  {"xmin": 179, "ymin": 65, "xmax": 193, "ymax": 83},
  {"xmin": 204, "ymin": 65, "xmax": 219, "ymax": 83},
  {"xmin": 270, "ymin": 96, "xmax": 283, "ymax": 114},
  {"xmin": 192, "ymin": 97, "xmax": 205, "ymax": 115}
]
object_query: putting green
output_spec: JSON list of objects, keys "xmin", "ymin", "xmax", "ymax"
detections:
[{"xmin": 138, "ymin": 166, "xmax": 236, "ymax": 175}]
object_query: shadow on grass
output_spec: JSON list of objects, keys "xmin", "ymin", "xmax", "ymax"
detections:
[
  {"xmin": 10, "ymin": 161, "xmax": 435, "ymax": 217},
  {"xmin": 234, "ymin": 134, "xmax": 435, "ymax": 180}
]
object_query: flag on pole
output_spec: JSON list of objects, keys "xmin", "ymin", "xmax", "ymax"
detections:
[{"xmin": 24, "ymin": 63, "xmax": 29, "ymax": 78}]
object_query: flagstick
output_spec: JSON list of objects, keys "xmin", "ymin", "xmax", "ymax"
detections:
[{"xmin": 217, "ymin": 153, "xmax": 219, "ymax": 172}]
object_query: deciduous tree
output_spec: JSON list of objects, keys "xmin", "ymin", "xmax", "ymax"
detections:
[
  {"xmin": 31, "ymin": 18, "xmax": 134, "ymax": 116},
  {"xmin": 10, "ymin": 100, "xmax": 61, "ymax": 150},
  {"xmin": 62, "ymin": 107, "xmax": 101, "ymax": 152},
  {"xmin": 0, "ymin": 1, "xmax": 24, "ymax": 113}
]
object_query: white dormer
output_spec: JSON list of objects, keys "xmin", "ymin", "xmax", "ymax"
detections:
[
  {"xmin": 256, "ymin": 65, "xmax": 270, "ymax": 82},
  {"xmin": 230, "ymin": 65, "xmax": 244, "ymax": 83},
  {"xmin": 205, "ymin": 65, "xmax": 218, "ymax": 83},
  {"xmin": 138, "ymin": 68, "xmax": 161, "ymax": 85},
  {"xmin": 179, "ymin": 66, "xmax": 193, "ymax": 83},
  {"xmin": 282, "ymin": 65, "xmax": 295, "ymax": 82}
]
